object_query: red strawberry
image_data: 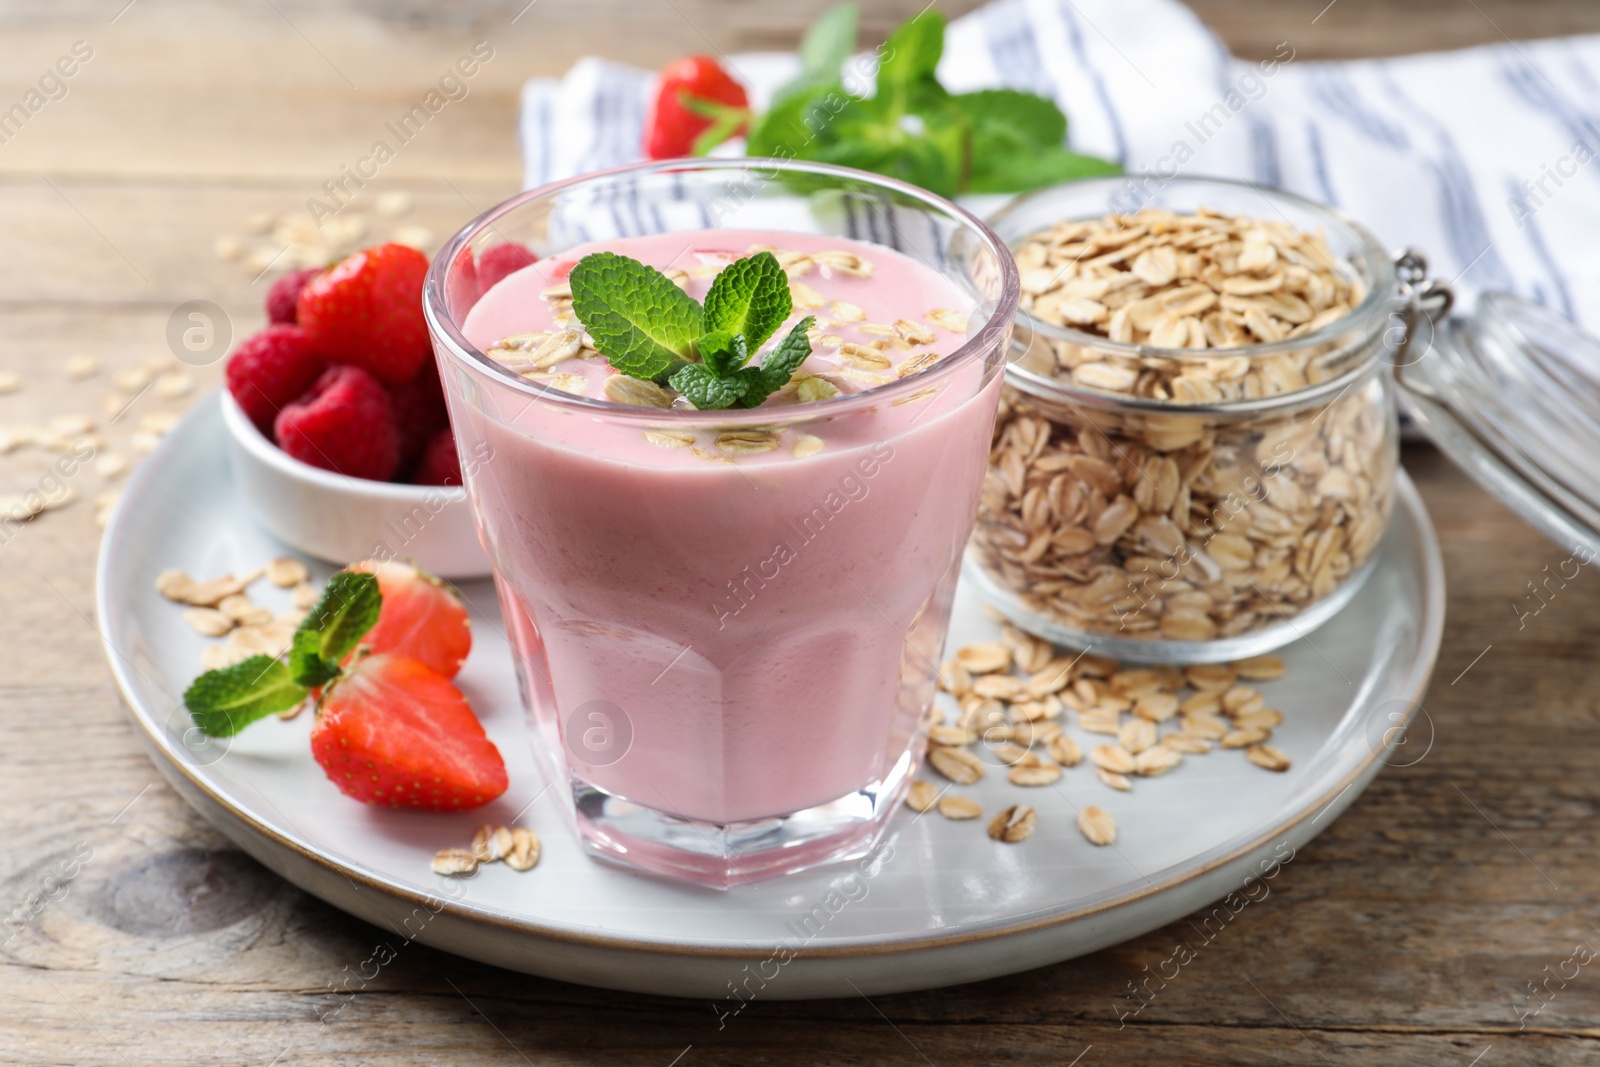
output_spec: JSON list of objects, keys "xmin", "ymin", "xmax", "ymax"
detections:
[
  {"xmin": 297, "ymin": 243, "xmax": 432, "ymax": 386},
  {"xmin": 274, "ymin": 365, "xmax": 401, "ymax": 481},
  {"xmin": 388, "ymin": 361, "xmax": 449, "ymax": 469},
  {"xmin": 475, "ymin": 241, "xmax": 539, "ymax": 294},
  {"xmin": 412, "ymin": 428, "xmax": 462, "ymax": 487},
  {"xmin": 225, "ymin": 325, "xmax": 326, "ymax": 433},
  {"xmin": 266, "ymin": 267, "xmax": 322, "ymax": 325},
  {"xmin": 310, "ymin": 652, "xmax": 507, "ymax": 811},
  {"xmin": 643, "ymin": 55, "xmax": 749, "ymax": 159},
  {"xmin": 348, "ymin": 559, "xmax": 471, "ymax": 679}
]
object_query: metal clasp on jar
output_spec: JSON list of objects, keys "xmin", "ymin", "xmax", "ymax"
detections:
[{"xmin": 1388, "ymin": 249, "xmax": 1454, "ymax": 369}]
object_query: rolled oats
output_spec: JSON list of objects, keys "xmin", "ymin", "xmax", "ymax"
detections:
[
  {"xmin": 1221, "ymin": 726, "xmax": 1270, "ymax": 749},
  {"xmin": 955, "ymin": 642, "xmax": 1012, "ymax": 674},
  {"xmin": 975, "ymin": 208, "xmax": 1393, "ymax": 650},
  {"xmin": 928, "ymin": 746, "xmax": 985, "ymax": 785},
  {"xmin": 987, "ymin": 805, "xmax": 1037, "ymax": 843},
  {"xmin": 1233, "ymin": 654, "xmax": 1288, "ymax": 680},
  {"xmin": 183, "ymin": 608, "xmax": 233, "ymax": 637},
  {"xmin": 430, "ymin": 848, "xmax": 479, "ymax": 876},
  {"xmin": 505, "ymin": 828, "xmax": 541, "ymax": 871},
  {"xmin": 603, "ymin": 375, "xmax": 676, "ymax": 409},
  {"xmin": 266, "ymin": 556, "xmax": 309, "ymax": 588},
  {"xmin": 1008, "ymin": 761, "xmax": 1063, "ymax": 787},
  {"xmin": 906, "ymin": 780, "xmax": 940, "ymax": 812},
  {"xmin": 938, "ymin": 795, "xmax": 984, "ymax": 820},
  {"xmin": 472, "ymin": 824, "xmax": 513, "ymax": 863},
  {"xmin": 1077, "ymin": 805, "xmax": 1117, "ymax": 846},
  {"xmin": 1048, "ymin": 734, "xmax": 1082, "ymax": 767},
  {"xmin": 1096, "ymin": 768, "xmax": 1133, "ymax": 792},
  {"xmin": 716, "ymin": 430, "xmax": 780, "ymax": 456},
  {"xmin": 1246, "ymin": 744, "xmax": 1291, "ymax": 772}
]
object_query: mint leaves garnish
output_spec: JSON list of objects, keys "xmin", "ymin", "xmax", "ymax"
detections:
[
  {"xmin": 569, "ymin": 249, "xmax": 817, "ymax": 411},
  {"xmin": 568, "ymin": 252, "xmax": 704, "ymax": 379},
  {"xmin": 702, "ymin": 251, "xmax": 790, "ymax": 351},
  {"xmin": 184, "ymin": 571, "xmax": 382, "ymax": 736},
  {"xmin": 287, "ymin": 570, "xmax": 383, "ymax": 689},
  {"xmin": 746, "ymin": 6, "xmax": 1120, "ymax": 197},
  {"xmin": 184, "ymin": 656, "xmax": 305, "ymax": 737}
]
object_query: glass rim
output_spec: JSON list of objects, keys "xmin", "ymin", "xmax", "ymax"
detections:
[
  {"xmin": 422, "ymin": 157, "xmax": 1021, "ymax": 426},
  {"xmin": 986, "ymin": 174, "xmax": 1398, "ymax": 370}
]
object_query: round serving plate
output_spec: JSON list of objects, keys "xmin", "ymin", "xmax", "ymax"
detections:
[{"xmin": 96, "ymin": 392, "xmax": 1444, "ymax": 1000}]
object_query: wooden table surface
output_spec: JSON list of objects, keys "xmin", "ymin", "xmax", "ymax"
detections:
[{"xmin": 4, "ymin": 2, "xmax": 1599, "ymax": 1064}]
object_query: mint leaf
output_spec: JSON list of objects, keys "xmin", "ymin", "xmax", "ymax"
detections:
[
  {"xmin": 799, "ymin": 4, "xmax": 858, "ymax": 84},
  {"xmin": 877, "ymin": 9, "xmax": 945, "ymax": 104},
  {"xmin": 748, "ymin": 86, "xmax": 840, "ymax": 159},
  {"xmin": 967, "ymin": 145, "xmax": 1123, "ymax": 194},
  {"xmin": 697, "ymin": 330, "xmax": 750, "ymax": 376},
  {"xmin": 704, "ymin": 252, "xmax": 791, "ymax": 352},
  {"xmin": 186, "ymin": 656, "xmax": 306, "ymax": 737},
  {"xmin": 744, "ymin": 7, "xmax": 1118, "ymax": 196},
  {"xmin": 569, "ymin": 253, "xmax": 704, "ymax": 380},
  {"xmin": 955, "ymin": 89, "xmax": 1067, "ymax": 148},
  {"xmin": 671, "ymin": 363, "xmax": 749, "ymax": 410},
  {"xmin": 288, "ymin": 570, "xmax": 381, "ymax": 688},
  {"xmin": 736, "ymin": 316, "xmax": 815, "ymax": 408}
]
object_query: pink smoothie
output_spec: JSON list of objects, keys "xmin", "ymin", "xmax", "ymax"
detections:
[{"xmin": 452, "ymin": 230, "xmax": 1004, "ymax": 824}]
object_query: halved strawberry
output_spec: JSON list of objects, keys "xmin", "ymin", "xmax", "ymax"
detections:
[
  {"xmin": 311, "ymin": 652, "xmax": 507, "ymax": 811},
  {"xmin": 348, "ymin": 560, "xmax": 471, "ymax": 678}
]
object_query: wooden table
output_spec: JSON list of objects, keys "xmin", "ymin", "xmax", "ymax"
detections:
[{"xmin": 4, "ymin": 2, "xmax": 1598, "ymax": 1063}]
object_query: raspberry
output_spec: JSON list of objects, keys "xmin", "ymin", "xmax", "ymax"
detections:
[
  {"xmin": 225, "ymin": 325, "xmax": 326, "ymax": 434},
  {"xmin": 475, "ymin": 241, "xmax": 539, "ymax": 294},
  {"xmin": 297, "ymin": 243, "xmax": 432, "ymax": 386},
  {"xmin": 411, "ymin": 427, "xmax": 462, "ymax": 486},
  {"xmin": 388, "ymin": 361, "xmax": 449, "ymax": 470},
  {"xmin": 265, "ymin": 267, "xmax": 322, "ymax": 325},
  {"xmin": 274, "ymin": 365, "xmax": 401, "ymax": 481}
]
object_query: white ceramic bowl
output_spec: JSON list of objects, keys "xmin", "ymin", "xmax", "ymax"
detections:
[{"xmin": 219, "ymin": 391, "xmax": 490, "ymax": 579}]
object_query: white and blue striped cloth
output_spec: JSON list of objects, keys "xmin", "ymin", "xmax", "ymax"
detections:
[{"xmin": 520, "ymin": 0, "xmax": 1600, "ymax": 326}]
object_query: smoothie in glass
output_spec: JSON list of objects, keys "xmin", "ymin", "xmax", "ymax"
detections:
[{"xmin": 425, "ymin": 161, "xmax": 1018, "ymax": 886}]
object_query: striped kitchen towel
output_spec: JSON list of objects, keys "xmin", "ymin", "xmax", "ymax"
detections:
[{"xmin": 520, "ymin": 0, "xmax": 1600, "ymax": 325}]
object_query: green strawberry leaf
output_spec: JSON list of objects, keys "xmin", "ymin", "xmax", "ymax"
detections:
[
  {"xmin": 670, "ymin": 362, "xmax": 749, "ymax": 410},
  {"xmin": 288, "ymin": 570, "xmax": 381, "ymax": 689},
  {"xmin": 736, "ymin": 316, "xmax": 815, "ymax": 408},
  {"xmin": 185, "ymin": 656, "xmax": 307, "ymax": 737},
  {"xmin": 569, "ymin": 253, "xmax": 705, "ymax": 380},
  {"xmin": 682, "ymin": 94, "xmax": 752, "ymax": 156},
  {"xmin": 703, "ymin": 252, "xmax": 792, "ymax": 352},
  {"xmin": 697, "ymin": 330, "xmax": 750, "ymax": 376}
]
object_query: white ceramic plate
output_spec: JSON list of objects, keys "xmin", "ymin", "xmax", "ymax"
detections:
[{"xmin": 97, "ymin": 393, "xmax": 1444, "ymax": 999}]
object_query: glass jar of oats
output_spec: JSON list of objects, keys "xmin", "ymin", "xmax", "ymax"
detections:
[{"xmin": 970, "ymin": 177, "xmax": 1417, "ymax": 664}]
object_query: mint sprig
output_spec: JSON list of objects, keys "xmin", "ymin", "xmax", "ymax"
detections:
[
  {"xmin": 568, "ymin": 252, "xmax": 704, "ymax": 380},
  {"xmin": 184, "ymin": 656, "xmax": 305, "ymax": 737},
  {"xmin": 570, "ymin": 249, "xmax": 816, "ymax": 411},
  {"xmin": 184, "ymin": 570, "xmax": 383, "ymax": 737},
  {"xmin": 703, "ymin": 252, "xmax": 791, "ymax": 351},
  {"xmin": 746, "ymin": 5, "xmax": 1120, "ymax": 197}
]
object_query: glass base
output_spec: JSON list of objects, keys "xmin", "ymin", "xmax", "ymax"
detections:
[
  {"xmin": 567, "ymin": 748, "xmax": 918, "ymax": 889},
  {"xmin": 962, "ymin": 552, "xmax": 1379, "ymax": 665}
]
